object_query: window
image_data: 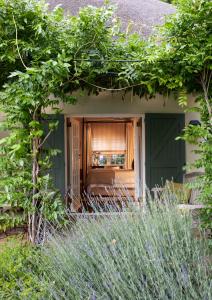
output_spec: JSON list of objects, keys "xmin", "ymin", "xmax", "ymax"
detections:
[
  {"xmin": 90, "ymin": 122, "xmax": 126, "ymax": 167},
  {"xmin": 92, "ymin": 152, "xmax": 126, "ymax": 167},
  {"xmin": 91, "ymin": 123, "xmax": 126, "ymax": 152},
  {"xmin": 111, "ymin": 154, "xmax": 125, "ymax": 165}
]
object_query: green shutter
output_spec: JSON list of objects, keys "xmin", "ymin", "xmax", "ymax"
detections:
[
  {"xmin": 145, "ymin": 114, "xmax": 185, "ymax": 190},
  {"xmin": 44, "ymin": 114, "xmax": 65, "ymax": 196}
]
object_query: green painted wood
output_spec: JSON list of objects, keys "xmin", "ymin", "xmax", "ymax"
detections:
[
  {"xmin": 145, "ymin": 114, "xmax": 185, "ymax": 190},
  {"xmin": 44, "ymin": 115, "xmax": 65, "ymax": 196}
]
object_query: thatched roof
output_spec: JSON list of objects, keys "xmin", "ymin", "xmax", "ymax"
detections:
[{"xmin": 47, "ymin": 0, "xmax": 176, "ymax": 37}]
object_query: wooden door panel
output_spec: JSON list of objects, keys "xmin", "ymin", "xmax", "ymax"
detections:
[
  {"xmin": 44, "ymin": 115, "xmax": 65, "ymax": 196},
  {"xmin": 145, "ymin": 114, "xmax": 185, "ymax": 190},
  {"xmin": 71, "ymin": 119, "xmax": 80, "ymax": 196}
]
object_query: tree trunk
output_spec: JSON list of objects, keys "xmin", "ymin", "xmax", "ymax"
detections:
[
  {"xmin": 28, "ymin": 112, "xmax": 41, "ymax": 244},
  {"xmin": 28, "ymin": 137, "xmax": 39, "ymax": 243},
  {"xmin": 201, "ymin": 69, "xmax": 212, "ymax": 125}
]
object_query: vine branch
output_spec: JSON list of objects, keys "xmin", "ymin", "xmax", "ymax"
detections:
[
  {"xmin": 79, "ymin": 78, "xmax": 142, "ymax": 92},
  {"xmin": 38, "ymin": 129, "xmax": 53, "ymax": 149},
  {"xmin": 12, "ymin": 14, "xmax": 28, "ymax": 70},
  {"xmin": 200, "ymin": 68, "xmax": 212, "ymax": 122}
]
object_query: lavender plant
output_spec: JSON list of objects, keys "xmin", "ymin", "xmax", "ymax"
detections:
[{"xmin": 40, "ymin": 200, "xmax": 211, "ymax": 300}]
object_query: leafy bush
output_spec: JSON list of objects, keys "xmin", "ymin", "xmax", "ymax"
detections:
[
  {"xmin": 182, "ymin": 96, "xmax": 212, "ymax": 230},
  {"xmin": 0, "ymin": 238, "xmax": 47, "ymax": 300},
  {"xmin": 0, "ymin": 209, "xmax": 25, "ymax": 233},
  {"xmin": 41, "ymin": 202, "xmax": 211, "ymax": 300}
]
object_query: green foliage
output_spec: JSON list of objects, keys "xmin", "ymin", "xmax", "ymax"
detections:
[
  {"xmin": 120, "ymin": 0, "xmax": 212, "ymax": 227},
  {"xmin": 182, "ymin": 96, "xmax": 212, "ymax": 229},
  {"xmin": 0, "ymin": 209, "xmax": 25, "ymax": 232},
  {"xmin": 159, "ymin": 0, "xmax": 211, "ymax": 92},
  {"xmin": 40, "ymin": 203, "xmax": 211, "ymax": 299},
  {"xmin": 155, "ymin": 0, "xmax": 212, "ymax": 228},
  {"xmin": 0, "ymin": 0, "xmax": 123, "ymax": 242},
  {"xmin": 0, "ymin": 239, "xmax": 47, "ymax": 300},
  {"xmin": 120, "ymin": 0, "xmax": 211, "ymax": 96},
  {"xmin": 0, "ymin": 0, "xmax": 211, "ymax": 236}
]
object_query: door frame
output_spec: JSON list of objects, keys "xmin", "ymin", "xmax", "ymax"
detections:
[{"xmin": 64, "ymin": 113, "xmax": 145, "ymax": 201}]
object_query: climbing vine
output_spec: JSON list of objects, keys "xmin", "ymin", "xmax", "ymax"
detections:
[
  {"xmin": 0, "ymin": 0, "xmax": 211, "ymax": 241},
  {"xmin": 157, "ymin": 0, "xmax": 212, "ymax": 228},
  {"xmin": 0, "ymin": 0, "xmax": 128, "ymax": 243},
  {"xmin": 133, "ymin": 0, "xmax": 211, "ymax": 228}
]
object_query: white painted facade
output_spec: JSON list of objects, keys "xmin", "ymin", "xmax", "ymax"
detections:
[
  {"xmin": 0, "ymin": 92, "xmax": 201, "ymax": 169},
  {"xmin": 59, "ymin": 91, "xmax": 200, "ymax": 169}
]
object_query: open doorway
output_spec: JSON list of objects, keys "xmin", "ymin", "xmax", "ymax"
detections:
[{"xmin": 66, "ymin": 116, "xmax": 143, "ymax": 210}]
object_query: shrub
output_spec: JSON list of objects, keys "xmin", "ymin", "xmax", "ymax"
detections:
[
  {"xmin": 0, "ymin": 210, "xmax": 25, "ymax": 233},
  {"xmin": 0, "ymin": 238, "xmax": 47, "ymax": 300},
  {"xmin": 41, "ymin": 202, "xmax": 211, "ymax": 300}
]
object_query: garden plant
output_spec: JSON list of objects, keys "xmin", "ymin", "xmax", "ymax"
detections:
[
  {"xmin": 0, "ymin": 1, "xmax": 211, "ymax": 299},
  {"xmin": 0, "ymin": 238, "xmax": 47, "ymax": 300},
  {"xmin": 0, "ymin": 0, "xmax": 211, "ymax": 241},
  {"xmin": 39, "ymin": 201, "xmax": 211, "ymax": 300}
]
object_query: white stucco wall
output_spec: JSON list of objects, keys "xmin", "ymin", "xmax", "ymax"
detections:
[
  {"xmin": 185, "ymin": 111, "xmax": 202, "ymax": 171},
  {"xmin": 60, "ymin": 91, "xmax": 184, "ymax": 115},
  {"xmin": 59, "ymin": 91, "xmax": 201, "ymax": 170},
  {"xmin": 0, "ymin": 92, "xmax": 201, "ymax": 169}
]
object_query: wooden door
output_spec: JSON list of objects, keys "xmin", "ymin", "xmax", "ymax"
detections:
[
  {"xmin": 71, "ymin": 119, "xmax": 81, "ymax": 196},
  {"xmin": 145, "ymin": 114, "xmax": 185, "ymax": 190},
  {"xmin": 44, "ymin": 114, "xmax": 65, "ymax": 196},
  {"xmin": 134, "ymin": 118, "xmax": 142, "ymax": 199}
]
